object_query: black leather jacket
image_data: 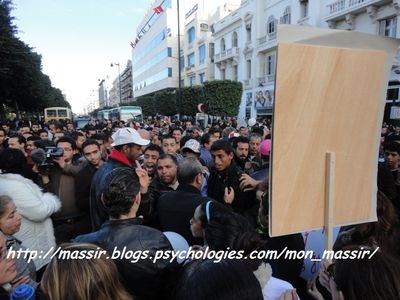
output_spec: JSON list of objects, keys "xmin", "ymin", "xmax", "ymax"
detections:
[{"xmin": 74, "ymin": 218, "xmax": 175, "ymax": 299}]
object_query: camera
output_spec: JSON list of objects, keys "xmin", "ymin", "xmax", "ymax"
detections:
[{"xmin": 31, "ymin": 146, "xmax": 64, "ymax": 175}]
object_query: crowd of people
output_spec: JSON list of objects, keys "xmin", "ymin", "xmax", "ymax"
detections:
[{"xmin": 0, "ymin": 116, "xmax": 399, "ymax": 299}]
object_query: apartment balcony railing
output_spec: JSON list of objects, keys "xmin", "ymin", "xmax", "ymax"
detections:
[
  {"xmin": 325, "ymin": 0, "xmax": 381, "ymax": 20},
  {"xmin": 214, "ymin": 47, "xmax": 240, "ymax": 63},
  {"xmin": 244, "ymin": 79, "xmax": 253, "ymax": 89},
  {"xmin": 257, "ymin": 75, "xmax": 275, "ymax": 86}
]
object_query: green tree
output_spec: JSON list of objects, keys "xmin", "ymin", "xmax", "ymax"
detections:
[
  {"xmin": 181, "ymin": 86, "xmax": 204, "ymax": 116},
  {"xmin": 154, "ymin": 90, "xmax": 177, "ymax": 116},
  {"xmin": 203, "ymin": 80, "xmax": 243, "ymax": 117},
  {"xmin": 137, "ymin": 95, "xmax": 156, "ymax": 117},
  {"xmin": 0, "ymin": 0, "xmax": 71, "ymax": 116}
]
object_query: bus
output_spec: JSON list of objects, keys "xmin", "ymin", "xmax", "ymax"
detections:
[
  {"xmin": 97, "ymin": 109, "xmax": 112, "ymax": 121},
  {"xmin": 110, "ymin": 106, "xmax": 143, "ymax": 123},
  {"xmin": 44, "ymin": 107, "xmax": 72, "ymax": 123}
]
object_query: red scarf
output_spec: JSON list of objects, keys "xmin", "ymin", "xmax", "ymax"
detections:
[{"xmin": 108, "ymin": 149, "xmax": 132, "ymax": 168}]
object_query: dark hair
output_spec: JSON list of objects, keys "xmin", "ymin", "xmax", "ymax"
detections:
[
  {"xmin": 0, "ymin": 148, "xmax": 27, "ymax": 175},
  {"xmin": 144, "ymin": 144, "xmax": 163, "ymax": 156},
  {"xmin": 102, "ymin": 168, "xmax": 140, "ymax": 218},
  {"xmin": 199, "ymin": 201, "xmax": 253, "ymax": 251},
  {"xmin": 86, "ymin": 126, "xmax": 97, "ymax": 134},
  {"xmin": 9, "ymin": 134, "xmax": 26, "ymax": 145},
  {"xmin": 56, "ymin": 136, "xmax": 77, "ymax": 150},
  {"xmin": 27, "ymin": 135, "xmax": 41, "ymax": 142},
  {"xmin": 334, "ymin": 249, "xmax": 400, "ymax": 300},
  {"xmin": 161, "ymin": 134, "xmax": 176, "ymax": 143},
  {"xmin": 174, "ymin": 259, "xmax": 263, "ymax": 300},
  {"xmin": 208, "ymin": 128, "xmax": 221, "ymax": 136},
  {"xmin": 384, "ymin": 141, "xmax": 400, "ymax": 155},
  {"xmin": 232, "ymin": 136, "xmax": 249, "ymax": 149},
  {"xmin": 334, "ymin": 191, "xmax": 400, "ymax": 257},
  {"xmin": 82, "ymin": 139, "xmax": 100, "ymax": 151},
  {"xmin": 251, "ymin": 127, "xmax": 264, "ymax": 137},
  {"xmin": 200, "ymin": 133, "xmax": 210, "ymax": 146},
  {"xmin": 210, "ymin": 139, "xmax": 233, "ymax": 154},
  {"xmin": 71, "ymin": 131, "xmax": 85, "ymax": 141},
  {"xmin": 171, "ymin": 127, "xmax": 183, "ymax": 135},
  {"xmin": 91, "ymin": 133, "xmax": 105, "ymax": 141},
  {"xmin": 38, "ymin": 129, "xmax": 48, "ymax": 136},
  {"xmin": 157, "ymin": 153, "xmax": 177, "ymax": 166}
]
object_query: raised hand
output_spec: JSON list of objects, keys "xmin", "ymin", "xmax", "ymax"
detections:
[{"xmin": 135, "ymin": 160, "xmax": 150, "ymax": 194}]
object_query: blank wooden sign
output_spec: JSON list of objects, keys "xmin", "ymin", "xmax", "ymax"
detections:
[{"xmin": 269, "ymin": 27, "xmax": 398, "ymax": 236}]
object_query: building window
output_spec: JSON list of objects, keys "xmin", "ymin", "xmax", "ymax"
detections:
[
  {"xmin": 188, "ymin": 26, "xmax": 196, "ymax": 43},
  {"xmin": 199, "ymin": 73, "xmax": 205, "ymax": 84},
  {"xmin": 188, "ymin": 53, "xmax": 195, "ymax": 66},
  {"xmin": 220, "ymin": 38, "xmax": 226, "ymax": 51},
  {"xmin": 233, "ymin": 65, "xmax": 238, "ymax": 81},
  {"xmin": 300, "ymin": 0, "xmax": 308, "ymax": 18},
  {"xmin": 168, "ymin": 67, "xmax": 172, "ymax": 77},
  {"xmin": 221, "ymin": 69, "xmax": 226, "ymax": 80},
  {"xmin": 179, "ymin": 55, "xmax": 185, "ymax": 72},
  {"xmin": 267, "ymin": 16, "xmax": 276, "ymax": 35},
  {"xmin": 387, "ymin": 86, "xmax": 399, "ymax": 102},
  {"xmin": 209, "ymin": 43, "xmax": 215, "ymax": 61},
  {"xmin": 246, "ymin": 23, "xmax": 251, "ymax": 41},
  {"xmin": 167, "ymin": 47, "xmax": 172, "ymax": 57},
  {"xmin": 199, "ymin": 44, "xmax": 206, "ymax": 64},
  {"xmin": 232, "ymin": 32, "xmax": 238, "ymax": 47},
  {"xmin": 189, "ymin": 75, "xmax": 196, "ymax": 86},
  {"xmin": 247, "ymin": 60, "xmax": 251, "ymax": 79},
  {"xmin": 266, "ymin": 53, "xmax": 276, "ymax": 76},
  {"xmin": 280, "ymin": 6, "xmax": 291, "ymax": 24},
  {"xmin": 379, "ymin": 17, "xmax": 397, "ymax": 38}
]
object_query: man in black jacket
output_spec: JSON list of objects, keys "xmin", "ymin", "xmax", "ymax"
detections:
[
  {"xmin": 157, "ymin": 157, "xmax": 210, "ymax": 245},
  {"xmin": 207, "ymin": 139, "xmax": 258, "ymax": 226},
  {"xmin": 75, "ymin": 168, "xmax": 174, "ymax": 300},
  {"xmin": 142, "ymin": 153, "xmax": 178, "ymax": 228},
  {"xmin": 74, "ymin": 139, "xmax": 104, "ymax": 229},
  {"xmin": 90, "ymin": 127, "xmax": 150, "ymax": 231}
]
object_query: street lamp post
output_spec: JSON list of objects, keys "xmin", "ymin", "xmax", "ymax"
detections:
[
  {"xmin": 177, "ymin": 0, "xmax": 182, "ymax": 120},
  {"xmin": 111, "ymin": 62, "xmax": 122, "ymax": 104}
]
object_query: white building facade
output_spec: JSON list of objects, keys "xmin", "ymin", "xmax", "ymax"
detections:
[
  {"xmin": 132, "ymin": 0, "xmax": 189, "ymax": 98},
  {"xmin": 323, "ymin": 0, "xmax": 400, "ymax": 121},
  {"xmin": 180, "ymin": 1, "xmax": 240, "ymax": 87},
  {"xmin": 213, "ymin": 0, "xmax": 399, "ymax": 121},
  {"xmin": 213, "ymin": 0, "xmax": 323, "ymax": 120}
]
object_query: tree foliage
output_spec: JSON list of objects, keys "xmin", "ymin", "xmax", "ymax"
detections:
[
  {"xmin": 180, "ymin": 86, "xmax": 204, "ymax": 116},
  {"xmin": 0, "ymin": 0, "xmax": 70, "ymax": 116},
  {"xmin": 136, "ymin": 96, "xmax": 156, "ymax": 117},
  {"xmin": 154, "ymin": 90, "xmax": 177, "ymax": 116},
  {"xmin": 203, "ymin": 80, "xmax": 243, "ymax": 117}
]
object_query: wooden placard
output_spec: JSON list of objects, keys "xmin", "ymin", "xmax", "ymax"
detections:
[{"xmin": 269, "ymin": 26, "xmax": 399, "ymax": 236}]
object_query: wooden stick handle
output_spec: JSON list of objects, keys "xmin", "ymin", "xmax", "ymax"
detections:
[{"xmin": 325, "ymin": 152, "xmax": 335, "ymax": 251}]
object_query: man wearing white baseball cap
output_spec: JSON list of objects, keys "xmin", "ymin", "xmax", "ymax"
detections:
[{"xmin": 90, "ymin": 127, "xmax": 150, "ymax": 231}]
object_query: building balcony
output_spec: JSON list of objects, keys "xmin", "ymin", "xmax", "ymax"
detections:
[
  {"xmin": 257, "ymin": 75, "xmax": 275, "ymax": 87},
  {"xmin": 244, "ymin": 79, "xmax": 253, "ymax": 90},
  {"xmin": 324, "ymin": 0, "xmax": 387, "ymax": 21},
  {"xmin": 214, "ymin": 47, "xmax": 240, "ymax": 63}
]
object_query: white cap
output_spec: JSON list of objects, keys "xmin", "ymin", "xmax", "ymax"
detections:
[
  {"xmin": 111, "ymin": 128, "xmax": 150, "ymax": 147},
  {"xmin": 248, "ymin": 118, "xmax": 256, "ymax": 127},
  {"xmin": 163, "ymin": 231, "xmax": 189, "ymax": 264},
  {"xmin": 181, "ymin": 139, "xmax": 201, "ymax": 154}
]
